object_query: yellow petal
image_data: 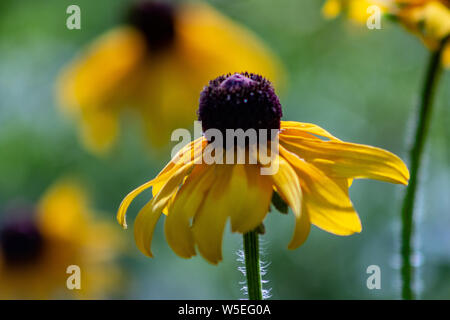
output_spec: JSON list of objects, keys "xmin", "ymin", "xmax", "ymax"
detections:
[
  {"xmin": 279, "ymin": 146, "xmax": 353, "ymax": 209},
  {"xmin": 133, "ymin": 199, "xmax": 162, "ymax": 257},
  {"xmin": 270, "ymin": 156, "xmax": 302, "ymax": 217},
  {"xmin": 156, "ymin": 137, "xmax": 207, "ymax": 178},
  {"xmin": 191, "ymin": 165, "xmax": 231, "ymax": 264},
  {"xmin": 117, "ymin": 177, "xmax": 160, "ymax": 229},
  {"xmin": 117, "ymin": 161, "xmax": 194, "ymax": 229},
  {"xmin": 117, "ymin": 138, "xmax": 205, "ymax": 228},
  {"xmin": 152, "ymin": 137, "xmax": 206, "ymax": 214},
  {"xmin": 151, "ymin": 161, "xmax": 194, "ymax": 213},
  {"xmin": 288, "ymin": 202, "xmax": 311, "ymax": 250},
  {"xmin": 281, "ymin": 121, "xmax": 340, "ymax": 141},
  {"xmin": 225, "ymin": 165, "xmax": 248, "ymax": 232},
  {"xmin": 279, "ymin": 145, "xmax": 361, "ymax": 236},
  {"xmin": 164, "ymin": 164, "xmax": 215, "ymax": 259},
  {"xmin": 229, "ymin": 165, "xmax": 273, "ymax": 233},
  {"xmin": 306, "ymin": 197, "xmax": 362, "ymax": 235},
  {"xmin": 279, "ymin": 132, "xmax": 410, "ymax": 185}
]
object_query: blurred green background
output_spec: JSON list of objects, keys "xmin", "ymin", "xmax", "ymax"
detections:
[{"xmin": 0, "ymin": 0, "xmax": 449, "ymax": 299}]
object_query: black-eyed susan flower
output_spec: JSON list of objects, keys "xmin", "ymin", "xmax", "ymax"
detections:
[
  {"xmin": 0, "ymin": 180, "xmax": 122, "ymax": 299},
  {"xmin": 117, "ymin": 72, "xmax": 409, "ymax": 266},
  {"xmin": 57, "ymin": 1, "xmax": 282, "ymax": 154}
]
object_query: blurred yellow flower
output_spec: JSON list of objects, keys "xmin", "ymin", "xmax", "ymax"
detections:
[
  {"xmin": 322, "ymin": 0, "xmax": 387, "ymax": 24},
  {"xmin": 117, "ymin": 73, "xmax": 409, "ymax": 265},
  {"xmin": 322, "ymin": 0, "xmax": 450, "ymax": 66},
  {"xmin": 394, "ymin": 1, "xmax": 450, "ymax": 51},
  {"xmin": 0, "ymin": 180, "xmax": 122, "ymax": 299},
  {"xmin": 57, "ymin": 1, "xmax": 282, "ymax": 155}
]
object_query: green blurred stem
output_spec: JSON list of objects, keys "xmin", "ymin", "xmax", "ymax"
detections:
[
  {"xmin": 243, "ymin": 230, "xmax": 262, "ymax": 300},
  {"xmin": 401, "ymin": 39, "xmax": 446, "ymax": 300}
]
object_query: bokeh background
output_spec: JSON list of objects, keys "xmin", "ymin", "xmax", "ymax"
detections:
[{"xmin": 0, "ymin": 0, "xmax": 449, "ymax": 299}]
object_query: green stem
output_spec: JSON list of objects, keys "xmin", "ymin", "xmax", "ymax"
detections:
[
  {"xmin": 401, "ymin": 40, "xmax": 446, "ymax": 300},
  {"xmin": 243, "ymin": 230, "xmax": 263, "ymax": 300}
]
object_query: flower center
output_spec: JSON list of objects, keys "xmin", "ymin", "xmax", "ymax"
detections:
[
  {"xmin": 198, "ymin": 72, "xmax": 282, "ymax": 134},
  {"xmin": 128, "ymin": 1, "xmax": 176, "ymax": 51},
  {"xmin": 0, "ymin": 213, "xmax": 44, "ymax": 266}
]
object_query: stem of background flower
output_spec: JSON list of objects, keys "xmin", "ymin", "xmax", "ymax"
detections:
[
  {"xmin": 243, "ymin": 230, "xmax": 263, "ymax": 300},
  {"xmin": 401, "ymin": 39, "xmax": 446, "ymax": 300}
]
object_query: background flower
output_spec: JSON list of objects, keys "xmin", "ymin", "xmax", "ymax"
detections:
[
  {"xmin": 322, "ymin": 0, "xmax": 450, "ymax": 66},
  {"xmin": 0, "ymin": 180, "xmax": 123, "ymax": 299},
  {"xmin": 57, "ymin": 1, "xmax": 283, "ymax": 154}
]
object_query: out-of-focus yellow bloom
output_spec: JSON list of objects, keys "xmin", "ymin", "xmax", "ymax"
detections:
[
  {"xmin": 394, "ymin": 1, "xmax": 450, "ymax": 50},
  {"xmin": 0, "ymin": 181, "xmax": 122, "ymax": 299},
  {"xmin": 322, "ymin": 0, "xmax": 450, "ymax": 66},
  {"xmin": 57, "ymin": 1, "xmax": 282, "ymax": 155},
  {"xmin": 322, "ymin": 0, "xmax": 387, "ymax": 24},
  {"xmin": 117, "ymin": 73, "xmax": 409, "ymax": 265}
]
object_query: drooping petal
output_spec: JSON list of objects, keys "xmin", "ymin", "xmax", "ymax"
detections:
[
  {"xmin": 117, "ymin": 160, "xmax": 192, "ymax": 228},
  {"xmin": 152, "ymin": 137, "xmax": 206, "ymax": 214},
  {"xmin": 133, "ymin": 199, "xmax": 162, "ymax": 257},
  {"xmin": 270, "ymin": 155, "xmax": 302, "ymax": 217},
  {"xmin": 155, "ymin": 137, "xmax": 207, "ymax": 178},
  {"xmin": 280, "ymin": 145, "xmax": 362, "ymax": 236},
  {"xmin": 279, "ymin": 146, "xmax": 353, "ymax": 210},
  {"xmin": 151, "ymin": 162, "xmax": 195, "ymax": 213},
  {"xmin": 117, "ymin": 177, "xmax": 163, "ymax": 229},
  {"xmin": 117, "ymin": 138, "xmax": 205, "ymax": 228},
  {"xmin": 288, "ymin": 202, "xmax": 311, "ymax": 250},
  {"xmin": 224, "ymin": 165, "xmax": 247, "ymax": 232},
  {"xmin": 279, "ymin": 131, "xmax": 410, "ymax": 185},
  {"xmin": 164, "ymin": 164, "xmax": 215, "ymax": 259},
  {"xmin": 191, "ymin": 165, "xmax": 232, "ymax": 264},
  {"xmin": 229, "ymin": 165, "xmax": 273, "ymax": 233},
  {"xmin": 306, "ymin": 199, "xmax": 362, "ymax": 235}
]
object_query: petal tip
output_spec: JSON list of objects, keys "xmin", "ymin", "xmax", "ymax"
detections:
[{"xmin": 206, "ymin": 258, "xmax": 221, "ymax": 266}]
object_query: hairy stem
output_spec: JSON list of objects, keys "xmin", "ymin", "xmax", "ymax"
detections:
[{"xmin": 243, "ymin": 230, "xmax": 262, "ymax": 300}]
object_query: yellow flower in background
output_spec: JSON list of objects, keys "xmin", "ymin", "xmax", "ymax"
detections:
[
  {"xmin": 322, "ymin": 0, "xmax": 450, "ymax": 66},
  {"xmin": 394, "ymin": 0, "xmax": 450, "ymax": 61},
  {"xmin": 117, "ymin": 73, "xmax": 409, "ymax": 265},
  {"xmin": 322, "ymin": 0, "xmax": 387, "ymax": 24},
  {"xmin": 57, "ymin": 1, "xmax": 282, "ymax": 155},
  {"xmin": 0, "ymin": 180, "xmax": 122, "ymax": 299}
]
